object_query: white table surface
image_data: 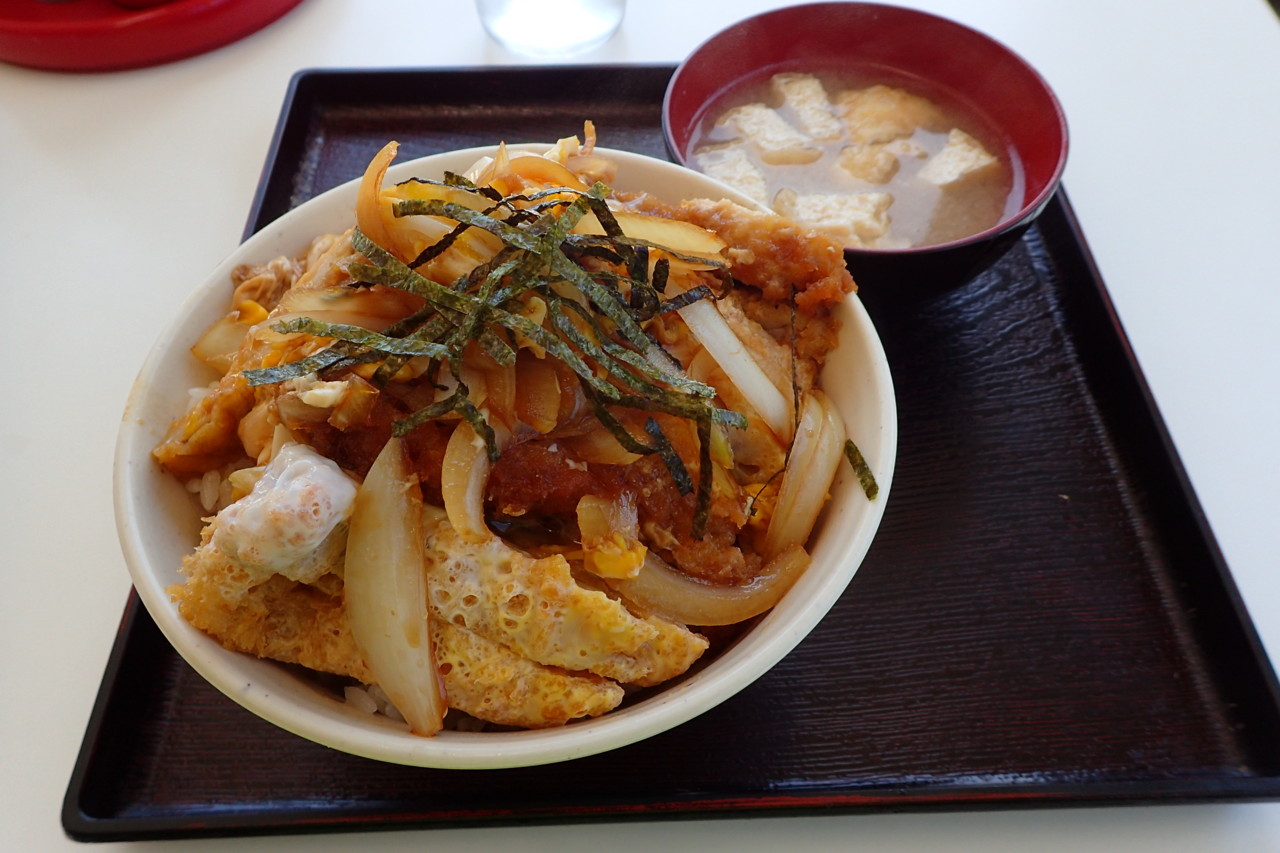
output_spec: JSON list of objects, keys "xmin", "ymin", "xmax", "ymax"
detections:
[{"xmin": 3, "ymin": 0, "xmax": 1279, "ymax": 849}]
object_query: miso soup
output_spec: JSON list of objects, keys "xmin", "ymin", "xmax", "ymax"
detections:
[{"xmin": 689, "ymin": 71, "xmax": 1023, "ymax": 250}]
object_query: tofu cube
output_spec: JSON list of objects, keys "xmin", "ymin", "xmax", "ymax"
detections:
[
  {"xmin": 770, "ymin": 73, "xmax": 844, "ymax": 141},
  {"xmin": 884, "ymin": 136, "xmax": 929, "ymax": 160},
  {"xmin": 774, "ymin": 188, "xmax": 893, "ymax": 247},
  {"xmin": 719, "ymin": 103, "xmax": 821, "ymax": 165},
  {"xmin": 918, "ymin": 128, "xmax": 1000, "ymax": 187},
  {"xmin": 836, "ymin": 144, "xmax": 899, "ymax": 184},
  {"xmin": 694, "ymin": 145, "xmax": 771, "ymax": 206},
  {"xmin": 835, "ymin": 84, "xmax": 944, "ymax": 144}
]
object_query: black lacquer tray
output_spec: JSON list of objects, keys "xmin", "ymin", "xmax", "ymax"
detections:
[{"xmin": 63, "ymin": 65, "xmax": 1280, "ymax": 842}]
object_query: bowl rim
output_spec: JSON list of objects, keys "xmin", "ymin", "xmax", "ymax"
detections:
[
  {"xmin": 114, "ymin": 144, "xmax": 898, "ymax": 768},
  {"xmin": 661, "ymin": 0, "xmax": 1070, "ymax": 256}
]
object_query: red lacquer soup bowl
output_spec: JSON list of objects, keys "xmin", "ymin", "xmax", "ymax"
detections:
[{"xmin": 664, "ymin": 2, "xmax": 1068, "ymax": 302}]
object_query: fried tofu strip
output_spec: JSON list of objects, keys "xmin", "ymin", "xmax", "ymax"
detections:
[{"xmin": 835, "ymin": 84, "xmax": 944, "ymax": 145}]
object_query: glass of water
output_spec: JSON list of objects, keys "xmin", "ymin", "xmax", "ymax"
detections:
[{"xmin": 476, "ymin": 0, "xmax": 626, "ymax": 58}]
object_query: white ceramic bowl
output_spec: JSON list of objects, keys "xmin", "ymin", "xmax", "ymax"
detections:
[{"xmin": 115, "ymin": 145, "xmax": 897, "ymax": 768}]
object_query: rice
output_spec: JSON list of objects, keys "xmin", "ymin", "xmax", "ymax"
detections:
[
  {"xmin": 198, "ymin": 469, "xmax": 221, "ymax": 511},
  {"xmin": 342, "ymin": 685, "xmax": 379, "ymax": 714}
]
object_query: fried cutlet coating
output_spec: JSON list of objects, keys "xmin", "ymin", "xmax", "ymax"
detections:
[
  {"xmin": 432, "ymin": 620, "xmax": 624, "ymax": 727},
  {"xmin": 171, "ymin": 514, "xmax": 706, "ymax": 727},
  {"xmin": 424, "ymin": 520, "xmax": 706, "ymax": 685},
  {"xmin": 675, "ymin": 198, "xmax": 855, "ymax": 311},
  {"xmin": 174, "ymin": 537, "xmax": 370, "ymax": 681}
]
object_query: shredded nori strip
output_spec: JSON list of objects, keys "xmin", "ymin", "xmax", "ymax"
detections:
[
  {"xmin": 440, "ymin": 172, "xmax": 504, "ymax": 202},
  {"xmin": 346, "ymin": 250, "xmax": 517, "ymax": 366},
  {"xmin": 564, "ymin": 232, "xmax": 729, "ymax": 270},
  {"xmin": 545, "ymin": 292, "xmax": 719, "ymax": 403},
  {"xmin": 246, "ymin": 175, "xmax": 754, "ymax": 538},
  {"xmin": 650, "ymin": 257, "xmax": 670, "ymax": 297},
  {"xmin": 578, "ymin": 382, "xmax": 660, "ymax": 456},
  {"xmin": 369, "ymin": 310, "xmax": 456, "ymax": 386},
  {"xmin": 843, "ymin": 439, "xmax": 879, "ymax": 501},
  {"xmin": 388, "ymin": 389, "xmax": 463, "ymax": 436},
  {"xmin": 351, "ymin": 231, "xmax": 625, "ymax": 404},
  {"xmin": 243, "ymin": 343, "xmax": 354, "ymax": 386},
  {"xmin": 643, "ymin": 416, "xmax": 695, "ymax": 497},
  {"xmin": 657, "ymin": 284, "xmax": 714, "ymax": 314},
  {"xmin": 270, "ymin": 317, "xmax": 450, "ymax": 358}
]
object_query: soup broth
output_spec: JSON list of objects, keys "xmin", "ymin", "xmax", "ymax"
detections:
[{"xmin": 689, "ymin": 71, "xmax": 1024, "ymax": 250}]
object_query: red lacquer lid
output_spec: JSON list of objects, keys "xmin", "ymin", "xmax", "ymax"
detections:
[{"xmin": 0, "ymin": 0, "xmax": 306, "ymax": 72}]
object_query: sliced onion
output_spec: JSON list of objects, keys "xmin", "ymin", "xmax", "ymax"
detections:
[
  {"xmin": 687, "ymin": 349, "xmax": 786, "ymax": 481},
  {"xmin": 572, "ymin": 210, "xmax": 727, "ymax": 268},
  {"xmin": 190, "ymin": 313, "xmax": 249, "ymax": 372},
  {"xmin": 275, "ymin": 393, "xmax": 331, "ymax": 431},
  {"xmin": 263, "ymin": 286, "xmax": 425, "ymax": 346},
  {"xmin": 344, "ymin": 437, "xmax": 446, "ymax": 736},
  {"xmin": 440, "ymin": 421, "xmax": 492, "ymax": 544},
  {"xmin": 470, "ymin": 148, "xmax": 589, "ymax": 196},
  {"xmin": 560, "ymin": 425, "xmax": 641, "ymax": 466},
  {"xmin": 562, "ymin": 152, "xmax": 617, "ymax": 185},
  {"xmin": 393, "ymin": 213, "xmax": 503, "ymax": 282},
  {"xmin": 387, "ymin": 178, "xmax": 497, "ymax": 214},
  {"xmin": 327, "ymin": 374, "xmax": 378, "ymax": 431},
  {"xmin": 607, "ymin": 546, "xmax": 811, "ymax": 626},
  {"xmin": 513, "ymin": 353, "xmax": 561, "ymax": 434},
  {"xmin": 503, "ymin": 153, "xmax": 590, "ymax": 191},
  {"xmin": 355, "ymin": 141, "xmax": 399, "ymax": 255},
  {"xmin": 251, "ymin": 309, "xmax": 403, "ymax": 347},
  {"xmin": 677, "ymin": 298, "xmax": 794, "ymax": 442},
  {"xmin": 480, "ymin": 359, "xmax": 517, "ymax": 431},
  {"xmin": 463, "ymin": 145, "xmax": 504, "ymax": 184},
  {"xmin": 355, "ymin": 141, "xmax": 505, "ymax": 274},
  {"xmin": 277, "ymin": 281, "xmax": 416, "ymax": 316},
  {"xmin": 543, "ymin": 129, "xmax": 588, "ymax": 164},
  {"xmin": 763, "ymin": 390, "xmax": 846, "ymax": 559}
]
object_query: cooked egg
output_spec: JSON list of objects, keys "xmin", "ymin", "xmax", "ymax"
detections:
[{"xmin": 212, "ymin": 442, "xmax": 357, "ymax": 582}]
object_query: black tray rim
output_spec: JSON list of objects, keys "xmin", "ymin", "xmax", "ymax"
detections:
[{"xmin": 63, "ymin": 64, "xmax": 1280, "ymax": 843}]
